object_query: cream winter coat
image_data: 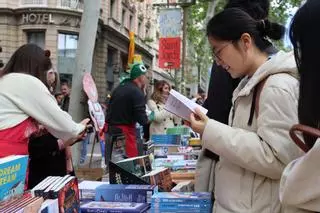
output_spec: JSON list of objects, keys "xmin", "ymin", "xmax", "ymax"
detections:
[
  {"xmin": 198, "ymin": 51, "xmax": 306, "ymax": 213},
  {"xmin": 147, "ymin": 99, "xmax": 179, "ymax": 136},
  {"xmin": 280, "ymin": 138, "xmax": 320, "ymax": 212}
]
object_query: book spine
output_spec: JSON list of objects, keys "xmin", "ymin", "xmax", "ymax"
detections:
[
  {"xmin": 150, "ymin": 208, "xmax": 210, "ymax": 213},
  {"xmin": 151, "ymin": 202, "xmax": 211, "ymax": 209},
  {"xmin": 151, "ymin": 198, "xmax": 211, "ymax": 204},
  {"xmin": 96, "ymin": 189, "xmax": 154, "ymax": 203},
  {"xmin": 80, "ymin": 208, "xmax": 143, "ymax": 213}
]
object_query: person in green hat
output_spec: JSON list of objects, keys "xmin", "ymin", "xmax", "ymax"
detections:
[{"xmin": 106, "ymin": 62, "xmax": 149, "ymax": 157}]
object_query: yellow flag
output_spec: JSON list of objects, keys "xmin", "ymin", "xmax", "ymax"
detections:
[{"xmin": 128, "ymin": 31, "xmax": 135, "ymax": 66}]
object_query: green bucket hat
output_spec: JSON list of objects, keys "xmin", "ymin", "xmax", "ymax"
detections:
[{"xmin": 120, "ymin": 62, "xmax": 148, "ymax": 84}]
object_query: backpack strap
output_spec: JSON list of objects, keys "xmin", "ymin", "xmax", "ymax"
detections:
[{"xmin": 247, "ymin": 77, "xmax": 269, "ymax": 126}]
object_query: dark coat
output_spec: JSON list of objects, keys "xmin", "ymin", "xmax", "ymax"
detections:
[{"xmin": 28, "ymin": 134, "xmax": 71, "ymax": 189}]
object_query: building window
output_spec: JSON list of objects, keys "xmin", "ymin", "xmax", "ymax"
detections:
[
  {"xmin": 145, "ymin": 28, "xmax": 149, "ymax": 38},
  {"xmin": 58, "ymin": 33, "xmax": 78, "ymax": 58},
  {"xmin": 129, "ymin": 15, "xmax": 133, "ymax": 30},
  {"xmin": 57, "ymin": 33, "xmax": 78, "ymax": 75},
  {"xmin": 58, "ymin": 0, "xmax": 84, "ymax": 10},
  {"xmin": 21, "ymin": 0, "xmax": 47, "ymax": 6},
  {"xmin": 138, "ymin": 21, "xmax": 142, "ymax": 37},
  {"xmin": 106, "ymin": 47, "xmax": 115, "ymax": 91},
  {"xmin": 110, "ymin": 0, "xmax": 116, "ymax": 18},
  {"xmin": 121, "ymin": 9, "xmax": 126, "ymax": 27},
  {"xmin": 27, "ymin": 31, "xmax": 45, "ymax": 49}
]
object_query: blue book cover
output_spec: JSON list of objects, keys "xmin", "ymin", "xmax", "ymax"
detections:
[
  {"xmin": 150, "ymin": 208, "xmax": 211, "ymax": 213},
  {"xmin": 0, "ymin": 155, "xmax": 28, "ymax": 201},
  {"xmin": 151, "ymin": 192, "xmax": 211, "ymax": 204},
  {"xmin": 151, "ymin": 135, "xmax": 181, "ymax": 145},
  {"xmin": 151, "ymin": 202, "xmax": 211, "ymax": 209},
  {"xmin": 80, "ymin": 201, "xmax": 150, "ymax": 213},
  {"xmin": 95, "ymin": 184, "xmax": 158, "ymax": 204}
]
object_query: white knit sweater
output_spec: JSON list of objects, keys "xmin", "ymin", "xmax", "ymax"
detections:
[{"xmin": 0, "ymin": 73, "xmax": 85, "ymax": 141}]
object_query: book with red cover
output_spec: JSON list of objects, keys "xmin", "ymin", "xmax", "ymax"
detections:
[{"xmin": 55, "ymin": 177, "xmax": 80, "ymax": 213}]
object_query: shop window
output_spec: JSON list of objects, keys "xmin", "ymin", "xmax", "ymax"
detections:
[{"xmin": 27, "ymin": 31, "xmax": 45, "ymax": 49}]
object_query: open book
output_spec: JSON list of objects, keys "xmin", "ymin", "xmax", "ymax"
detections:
[{"xmin": 164, "ymin": 89, "xmax": 208, "ymax": 121}]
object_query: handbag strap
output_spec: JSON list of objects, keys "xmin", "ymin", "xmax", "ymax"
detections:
[{"xmin": 290, "ymin": 124, "xmax": 320, "ymax": 152}]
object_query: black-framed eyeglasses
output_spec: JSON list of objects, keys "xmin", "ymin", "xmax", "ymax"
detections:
[{"xmin": 212, "ymin": 42, "xmax": 232, "ymax": 61}]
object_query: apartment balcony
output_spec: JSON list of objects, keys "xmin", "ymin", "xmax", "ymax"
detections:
[{"xmin": 57, "ymin": 0, "xmax": 84, "ymax": 11}]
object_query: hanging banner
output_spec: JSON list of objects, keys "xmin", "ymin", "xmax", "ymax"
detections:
[
  {"xmin": 159, "ymin": 8, "xmax": 182, "ymax": 38},
  {"xmin": 159, "ymin": 37, "xmax": 181, "ymax": 69}
]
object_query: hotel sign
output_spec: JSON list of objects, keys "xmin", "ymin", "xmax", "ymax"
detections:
[{"xmin": 22, "ymin": 13, "xmax": 55, "ymax": 24}]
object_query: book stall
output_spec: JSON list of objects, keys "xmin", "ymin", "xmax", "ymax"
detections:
[{"xmin": 0, "ymin": 86, "xmax": 212, "ymax": 212}]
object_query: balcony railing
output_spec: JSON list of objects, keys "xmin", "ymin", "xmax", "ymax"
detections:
[
  {"xmin": 20, "ymin": 0, "xmax": 47, "ymax": 7},
  {"xmin": 57, "ymin": 0, "xmax": 84, "ymax": 11}
]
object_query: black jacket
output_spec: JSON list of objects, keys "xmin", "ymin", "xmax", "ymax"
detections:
[
  {"xmin": 61, "ymin": 95, "xmax": 70, "ymax": 112},
  {"xmin": 106, "ymin": 81, "xmax": 148, "ymax": 126},
  {"xmin": 28, "ymin": 134, "xmax": 70, "ymax": 189}
]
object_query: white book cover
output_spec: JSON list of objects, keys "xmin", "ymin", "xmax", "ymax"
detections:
[
  {"xmin": 38, "ymin": 199, "xmax": 59, "ymax": 213},
  {"xmin": 164, "ymin": 89, "xmax": 208, "ymax": 121}
]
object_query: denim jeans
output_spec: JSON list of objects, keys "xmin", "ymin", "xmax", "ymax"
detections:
[{"xmin": 80, "ymin": 133, "xmax": 91, "ymax": 164}]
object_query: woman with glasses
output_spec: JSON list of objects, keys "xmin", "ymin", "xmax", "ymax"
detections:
[
  {"xmin": 279, "ymin": 1, "xmax": 320, "ymax": 212},
  {"xmin": 190, "ymin": 8, "xmax": 304, "ymax": 213}
]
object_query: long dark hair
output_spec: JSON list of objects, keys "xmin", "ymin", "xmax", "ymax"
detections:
[
  {"xmin": 224, "ymin": 0, "xmax": 270, "ymax": 20},
  {"xmin": 206, "ymin": 8, "xmax": 285, "ymax": 52},
  {"xmin": 0, "ymin": 44, "xmax": 52, "ymax": 85},
  {"xmin": 151, "ymin": 80, "xmax": 171, "ymax": 104},
  {"xmin": 290, "ymin": 0, "xmax": 320, "ymax": 149}
]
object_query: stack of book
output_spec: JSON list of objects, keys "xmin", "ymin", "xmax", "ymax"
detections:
[
  {"xmin": 0, "ymin": 194, "xmax": 44, "ymax": 213},
  {"xmin": 116, "ymin": 155, "xmax": 152, "ymax": 178},
  {"xmin": 151, "ymin": 135, "xmax": 181, "ymax": 146},
  {"xmin": 142, "ymin": 168, "xmax": 173, "ymax": 192},
  {"xmin": 79, "ymin": 180, "xmax": 106, "ymax": 201},
  {"xmin": 31, "ymin": 175, "xmax": 80, "ymax": 212},
  {"xmin": 143, "ymin": 140, "xmax": 154, "ymax": 156},
  {"xmin": 0, "ymin": 155, "xmax": 28, "ymax": 201},
  {"xmin": 81, "ymin": 201, "xmax": 149, "ymax": 213},
  {"xmin": 152, "ymin": 133, "xmax": 181, "ymax": 159},
  {"xmin": 150, "ymin": 192, "xmax": 212, "ymax": 213},
  {"xmin": 79, "ymin": 184, "xmax": 157, "ymax": 212},
  {"xmin": 153, "ymin": 159, "xmax": 197, "ymax": 172},
  {"xmin": 95, "ymin": 184, "xmax": 158, "ymax": 204},
  {"xmin": 166, "ymin": 126, "xmax": 191, "ymax": 136}
]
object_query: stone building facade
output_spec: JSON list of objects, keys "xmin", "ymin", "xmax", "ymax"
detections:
[{"xmin": 0, "ymin": 0, "xmax": 170, "ymax": 101}]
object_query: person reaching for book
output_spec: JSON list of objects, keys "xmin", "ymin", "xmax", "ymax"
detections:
[{"xmin": 0, "ymin": 44, "xmax": 89, "ymax": 176}]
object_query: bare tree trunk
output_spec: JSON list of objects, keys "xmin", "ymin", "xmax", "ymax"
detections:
[{"xmin": 69, "ymin": 0, "xmax": 101, "ymax": 168}]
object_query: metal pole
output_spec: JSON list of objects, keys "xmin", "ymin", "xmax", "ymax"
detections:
[
  {"xmin": 69, "ymin": 0, "xmax": 101, "ymax": 168},
  {"xmin": 181, "ymin": 6, "xmax": 188, "ymax": 95}
]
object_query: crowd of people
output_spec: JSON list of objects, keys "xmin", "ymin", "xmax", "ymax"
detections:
[{"xmin": 0, "ymin": 0, "xmax": 319, "ymax": 212}]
